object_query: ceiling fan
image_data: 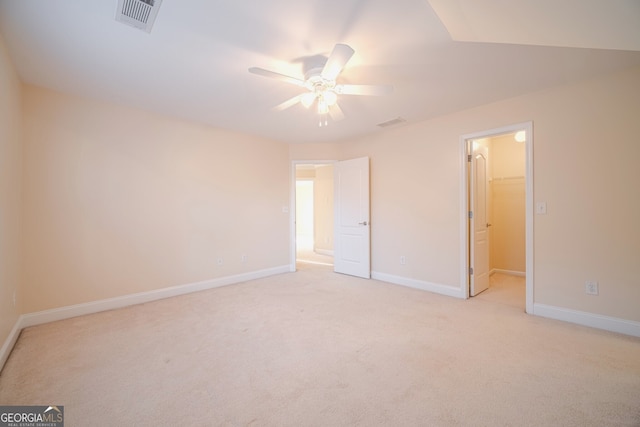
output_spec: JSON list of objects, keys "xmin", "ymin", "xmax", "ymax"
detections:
[{"xmin": 249, "ymin": 44, "xmax": 393, "ymax": 126}]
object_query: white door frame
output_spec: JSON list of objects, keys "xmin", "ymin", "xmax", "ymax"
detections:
[
  {"xmin": 289, "ymin": 160, "xmax": 335, "ymax": 271},
  {"xmin": 459, "ymin": 121, "xmax": 534, "ymax": 313}
]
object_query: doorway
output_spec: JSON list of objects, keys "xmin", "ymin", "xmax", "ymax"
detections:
[
  {"xmin": 294, "ymin": 163, "xmax": 335, "ymax": 266},
  {"xmin": 461, "ymin": 122, "xmax": 533, "ymax": 313},
  {"xmin": 290, "ymin": 158, "xmax": 371, "ymax": 278}
]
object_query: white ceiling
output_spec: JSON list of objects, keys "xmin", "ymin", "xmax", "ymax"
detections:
[
  {"xmin": 1, "ymin": 0, "xmax": 639, "ymax": 144},
  {"xmin": 429, "ymin": 0, "xmax": 640, "ymax": 51}
]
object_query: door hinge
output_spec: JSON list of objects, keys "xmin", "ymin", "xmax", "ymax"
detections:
[
  {"xmin": 467, "ymin": 154, "xmax": 472, "ymax": 162},
  {"xmin": 469, "ymin": 267, "xmax": 474, "ymax": 275},
  {"xmin": 468, "ymin": 211, "xmax": 473, "ymax": 219}
]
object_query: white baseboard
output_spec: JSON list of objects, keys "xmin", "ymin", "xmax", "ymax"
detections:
[
  {"xmin": 534, "ymin": 303, "xmax": 640, "ymax": 338},
  {"xmin": 20, "ymin": 265, "xmax": 290, "ymax": 329},
  {"xmin": 372, "ymin": 273, "xmax": 640, "ymax": 337},
  {"xmin": 0, "ymin": 265, "xmax": 290, "ymax": 372},
  {"xmin": 5, "ymin": 268, "xmax": 638, "ymax": 373},
  {"xmin": 372, "ymin": 271, "xmax": 465, "ymax": 299},
  {"xmin": 0, "ymin": 318, "xmax": 23, "ymax": 373},
  {"xmin": 491, "ymin": 268, "xmax": 525, "ymax": 277}
]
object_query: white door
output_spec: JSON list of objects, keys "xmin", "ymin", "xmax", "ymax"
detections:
[
  {"xmin": 470, "ymin": 144, "xmax": 490, "ymax": 296},
  {"xmin": 334, "ymin": 157, "xmax": 370, "ymax": 278}
]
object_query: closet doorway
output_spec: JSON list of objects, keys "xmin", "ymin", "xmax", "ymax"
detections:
[{"xmin": 462, "ymin": 122, "xmax": 533, "ymax": 313}]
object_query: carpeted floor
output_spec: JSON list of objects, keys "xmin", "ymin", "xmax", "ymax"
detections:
[
  {"xmin": 477, "ymin": 272, "xmax": 525, "ymax": 310},
  {"xmin": 297, "ymin": 249, "xmax": 334, "ymax": 266},
  {"xmin": 1, "ymin": 264, "xmax": 639, "ymax": 426}
]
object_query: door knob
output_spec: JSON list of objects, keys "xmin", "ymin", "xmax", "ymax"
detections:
[
  {"xmin": 359, "ymin": 221, "xmax": 368, "ymax": 226},
  {"xmin": 487, "ymin": 223, "xmax": 492, "ymax": 227}
]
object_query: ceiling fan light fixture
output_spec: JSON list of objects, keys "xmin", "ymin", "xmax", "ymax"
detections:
[
  {"xmin": 317, "ymin": 99, "xmax": 329, "ymax": 115},
  {"xmin": 321, "ymin": 44, "xmax": 355, "ymax": 81},
  {"xmin": 249, "ymin": 43, "xmax": 391, "ymax": 127},
  {"xmin": 300, "ymin": 92, "xmax": 316, "ymax": 108},
  {"xmin": 323, "ymin": 90, "xmax": 338, "ymax": 106}
]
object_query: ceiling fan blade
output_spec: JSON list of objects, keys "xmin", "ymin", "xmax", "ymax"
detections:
[
  {"xmin": 329, "ymin": 103, "xmax": 345, "ymax": 121},
  {"xmin": 321, "ymin": 44, "xmax": 355, "ymax": 81},
  {"xmin": 248, "ymin": 67, "xmax": 307, "ymax": 88},
  {"xmin": 336, "ymin": 84, "xmax": 394, "ymax": 96},
  {"xmin": 273, "ymin": 94, "xmax": 302, "ymax": 111}
]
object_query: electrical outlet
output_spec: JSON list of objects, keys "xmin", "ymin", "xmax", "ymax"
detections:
[
  {"xmin": 585, "ymin": 281, "xmax": 599, "ymax": 295},
  {"xmin": 217, "ymin": 258, "xmax": 224, "ymax": 266},
  {"xmin": 241, "ymin": 254, "xmax": 247, "ymax": 264},
  {"xmin": 400, "ymin": 256, "xmax": 406, "ymax": 265}
]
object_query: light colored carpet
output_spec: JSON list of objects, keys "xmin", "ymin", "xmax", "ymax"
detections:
[
  {"xmin": 297, "ymin": 248, "xmax": 334, "ymax": 266},
  {"xmin": 1, "ymin": 264, "xmax": 639, "ymax": 426},
  {"xmin": 477, "ymin": 272, "xmax": 526, "ymax": 310}
]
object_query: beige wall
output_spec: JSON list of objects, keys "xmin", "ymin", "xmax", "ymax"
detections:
[
  {"xmin": 0, "ymin": 36, "xmax": 23, "ymax": 347},
  {"xmin": 329, "ymin": 65, "xmax": 640, "ymax": 322},
  {"xmin": 490, "ymin": 134, "xmax": 526, "ymax": 273},
  {"xmin": 22, "ymin": 86, "xmax": 290, "ymax": 313},
  {"xmin": 295, "ymin": 168, "xmax": 315, "ymax": 180},
  {"xmin": 491, "ymin": 134, "xmax": 526, "ymax": 178},
  {"xmin": 289, "ymin": 142, "xmax": 340, "ymax": 161},
  {"xmin": 339, "ymin": 121, "xmax": 464, "ymax": 287}
]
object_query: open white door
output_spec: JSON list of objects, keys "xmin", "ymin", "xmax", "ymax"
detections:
[
  {"xmin": 470, "ymin": 143, "xmax": 490, "ymax": 296},
  {"xmin": 334, "ymin": 157, "xmax": 370, "ymax": 278}
]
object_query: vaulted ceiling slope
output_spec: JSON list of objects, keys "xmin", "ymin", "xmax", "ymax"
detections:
[{"xmin": 1, "ymin": 0, "xmax": 639, "ymax": 144}]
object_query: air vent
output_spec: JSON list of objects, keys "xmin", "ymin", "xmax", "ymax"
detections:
[
  {"xmin": 116, "ymin": 0, "xmax": 163, "ymax": 33},
  {"xmin": 377, "ymin": 117, "xmax": 407, "ymax": 128}
]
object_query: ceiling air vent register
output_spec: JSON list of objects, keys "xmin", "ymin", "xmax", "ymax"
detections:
[
  {"xmin": 377, "ymin": 117, "xmax": 407, "ymax": 128},
  {"xmin": 115, "ymin": 0, "xmax": 163, "ymax": 33}
]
